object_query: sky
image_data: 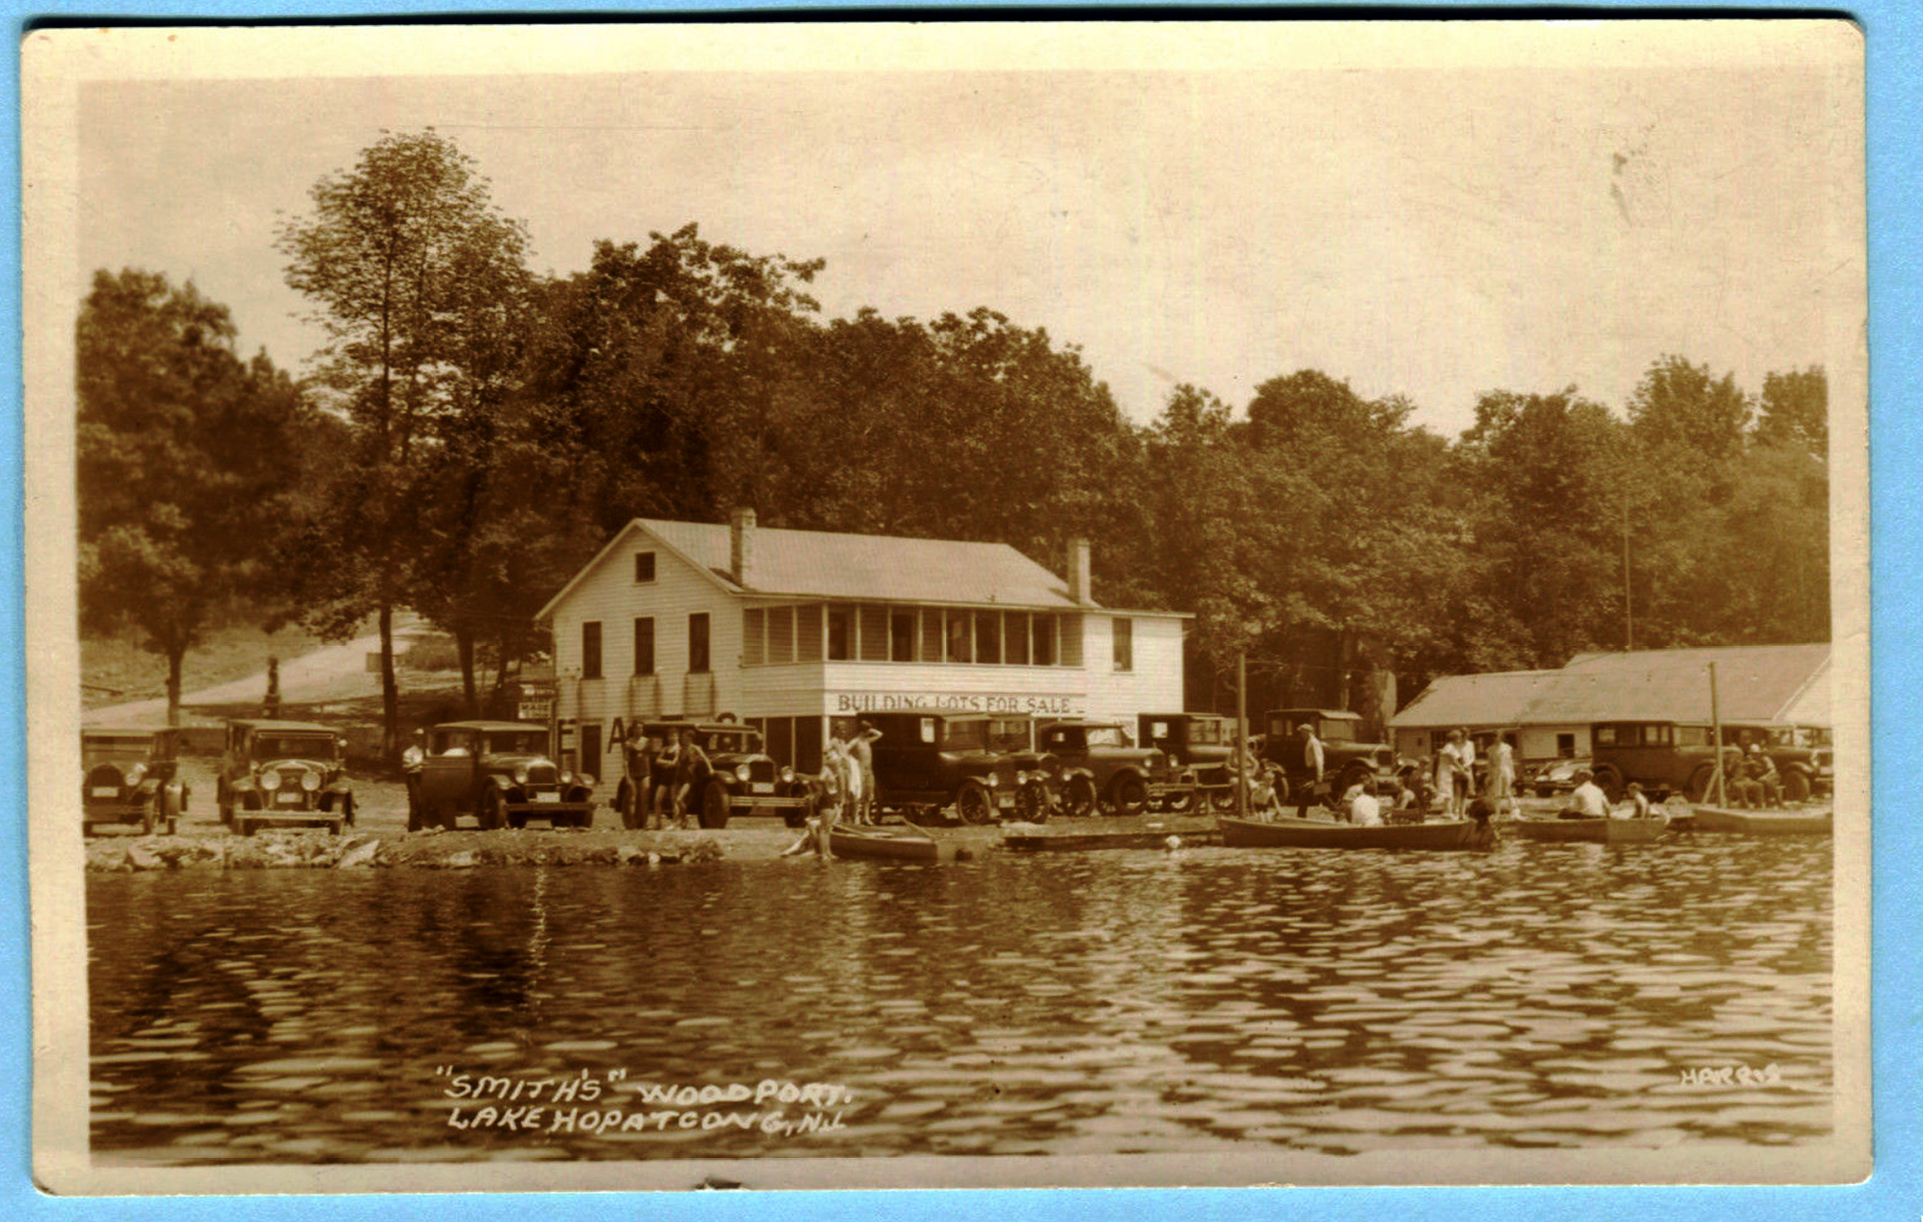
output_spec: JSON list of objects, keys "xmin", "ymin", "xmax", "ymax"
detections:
[{"xmin": 71, "ymin": 24, "xmax": 1863, "ymax": 439}]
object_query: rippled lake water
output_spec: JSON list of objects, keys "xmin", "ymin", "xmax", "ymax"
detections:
[{"xmin": 87, "ymin": 836, "xmax": 1833, "ymax": 1165}]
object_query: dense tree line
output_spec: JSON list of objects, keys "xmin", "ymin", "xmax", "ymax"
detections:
[{"xmin": 78, "ymin": 130, "xmax": 1832, "ymax": 743}]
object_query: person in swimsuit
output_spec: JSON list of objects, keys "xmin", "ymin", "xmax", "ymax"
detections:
[{"xmin": 672, "ymin": 728, "xmax": 709, "ymax": 829}]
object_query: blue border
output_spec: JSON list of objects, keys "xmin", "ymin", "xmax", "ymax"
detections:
[{"xmin": 9, "ymin": 4, "xmax": 1914, "ymax": 1219}]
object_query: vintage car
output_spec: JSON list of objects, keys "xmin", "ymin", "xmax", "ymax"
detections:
[
  {"xmin": 82, "ymin": 727, "xmax": 187, "ymax": 836},
  {"xmin": 1588, "ymin": 720, "xmax": 1722, "ymax": 802},
  {"xmin": 217, "ymin": 719, "xmax": 354, "ymax": 836},
  {"xmin": 1137, "ymin": 712, "xmax": 1236, "ymax": 811},
  {"xmin": 1716, "ymin": 723, "xmax": 1834, "ymax": 801},
  {"xmin": 1522, "ymin": 754, "xmax": 1593, "ymax": 799},
  {"xmin": 640, "ymin": 719, "xmax": 811, "ymax": 829},
  {"xmin": 1037, "ymin": 719, "xmax": 1188, "ymax": 817},
  {"xmin": 1261, "ymin": 708, "xmax": 1396, "ymax": 803},
  {"xmin": 414, "ymin": 721, "xmax": 595, "ymax": 830},
  {"xmin": 863, "ymin": 711, "xmax": 1045, "ymax": 825}
]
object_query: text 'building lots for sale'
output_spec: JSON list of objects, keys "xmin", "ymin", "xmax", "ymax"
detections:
[{"xmin": 535, "ymin": 510, "xmax": 1188, "ymax": 778}]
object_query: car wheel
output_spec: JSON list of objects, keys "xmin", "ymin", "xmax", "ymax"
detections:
[
  {"xmin": 576, "ymin": 804, "xmax": 595, "ymax": 830},
  {"xmin": 1208, "ymin": 784, "xmax": 1238, "ymax": 813},
  {"xmin": 1160, "ymin": 787, "xmax": 1195, "ymax": 815},
  {"xmin": 328, "ymin": 819, "xmax": 343, "ymax": 836},
  {"xmin": 1110, "ymin": 776, "xmax": 1149, "ymax": 817},
  {"xmin": 700, "ymin": 782, "xmax": 730, "ymax": 829},
  {"xmin": 508, "ymin": 813, "xmax": 527, "ymax": 830},
  {"xmin": 1061, "ymin": 775, "xmax": 1097, "ymax": 819},
  {"xmin": 1016, "ymin": 782, "xmax": 1050, "ymax": 824},
  {"xmin": 481, "ymin": 789, "xmax": 505, "ymax": 831},
  {"xmin": 955, "ymin": 781, "xmax": 994, "ymax": 826},
  {"xmin": 237, "ymin": 817, "xmax": 255, "ymax": 838},
  {"xmin": 139, "ymin": 798, "xmax": 155, "ymax": 837},
  {"xmin": 438, "ymin": 802, "xmax": 459, "ymax": 831},
  {"xmin": 1784, "ymin": 771, "xmax": 1811, "ymax": 802},
  {"xmin": 1592, "ymin": 765, "xmax": 1625, "ymax": 804}
]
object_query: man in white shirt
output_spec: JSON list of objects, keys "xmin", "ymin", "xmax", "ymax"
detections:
[
  {"xmin": 1349, "ymin": 779, "xmax": 1383, "ymax": 827},
  {"xmin": 1288, "ymin": 723, "xmax": 1326, "ymax": 819},
  {"xmin": 1560, "ymin": 769, "xmax": 1611, "ymax": 819},
  {"xmin": 1489, "ymin": 734, "xmax": 1518, "ymax": 818}
]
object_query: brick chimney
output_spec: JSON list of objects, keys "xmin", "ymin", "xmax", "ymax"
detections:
[
  {"xmin": 730, "ymin": 508, "xmax": 756, "ymax": 588},
  {"xmin": 1066, "ymin": 537, "xmax": 1091, "ymax": 604}
]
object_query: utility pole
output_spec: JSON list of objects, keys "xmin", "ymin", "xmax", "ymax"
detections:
[
  {"xmin": 1235, "ymin": 650, "xmax": 1249, "ymax": 823},
  {"xmin": 1709, "ymin": 661, "xmax": 1725, "ymax": 808},
  {"xmin": 1623, "ymin": 494, "xmax": 1633, "ymax": 652}
]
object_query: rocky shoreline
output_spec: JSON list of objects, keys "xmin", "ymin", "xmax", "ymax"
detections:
[{"xmin": 83, "ymin": 816, "xmax": 1223, "ymax": 872}]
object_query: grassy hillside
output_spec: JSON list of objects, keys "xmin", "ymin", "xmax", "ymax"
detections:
[{"xmin": 82, "ymin": 621, "xmax": 346, "ymax": 710}]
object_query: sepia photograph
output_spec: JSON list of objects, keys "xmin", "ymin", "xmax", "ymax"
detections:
[{"xmin": 21, "ymin": 19, "xmax": 1871, "ymax": 1196}]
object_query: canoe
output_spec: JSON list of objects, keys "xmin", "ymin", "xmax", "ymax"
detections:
[
  {"xmin": 829, "ymin": 824, "xmax": 956, "ymax": 862},
  {"xmin": 1002, "ymin": 829, "xmax": 1223, "ymax": 852},
  {"xmin": 1505, "ymin": 815, "xmax": 1669, "ymax": 845},
  {"xmin": 1218, "ymin": 815, "xmax": 1494, "ymax": 852},
  {"xmin": 1689, "ymin": 806, "xmax": 1833, "ymax": 835}
]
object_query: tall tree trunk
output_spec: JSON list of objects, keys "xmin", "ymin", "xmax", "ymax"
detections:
[
  {"xmin": 457, "ymin": 629, "xmax": 479, "ymax": 717},
  {"xmin": 166, "ymin": 646, "xmax": 184, "ymax": 727},
  {"xmin": 378, "ymin": 601, "xmax": 399, "ymax": 764}
]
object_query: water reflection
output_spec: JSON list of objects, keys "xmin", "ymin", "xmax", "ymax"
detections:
[{"xmin": 88, "ymin": 837, "xmax": 1832, "ymax": 1164}]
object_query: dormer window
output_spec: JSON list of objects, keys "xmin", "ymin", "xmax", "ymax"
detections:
[{"xmin": 634, "ymin": 551, "xmax": 656, "ymax": 583}]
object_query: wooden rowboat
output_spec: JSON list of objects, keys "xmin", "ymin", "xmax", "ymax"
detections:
[
  {"xmin": 829, "ymin": 823, "xmax": 959, "ymax": 862},
  {"xmin": 1218, "ymin": 815, "xmax": 1494, "ymax": 852},
  {"xmin": 1002, "ymin": 827, "xmax": 1222, "ymax": 852},
  {"xmin": 1505, "ymin": 815, "xmax": 1669, "ymax": 845},
  {"xmin": 1689, "ymin": 806, "xmax": 1833, "ymax": 835}
]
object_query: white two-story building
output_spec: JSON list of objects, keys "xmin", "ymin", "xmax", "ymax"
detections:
[{"xmin": 535, "ymin": 510, "xmax": 1188, "ymax": 778}]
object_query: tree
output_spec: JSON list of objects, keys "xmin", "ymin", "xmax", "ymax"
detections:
[
  {"xmin": 77, "ymin": 269, "xmax": 310, "ymax": 722},
  {"xmin": 276, "ymin": 129, "xmax": 532, "ymax": 758},
  {"xmin": 1756, "ymin": 365, "xmax": 1828, "ymax": 458},
  {"xmin": 1627, "ymin": 354, "xmax": 1751, "ymax": 464}
]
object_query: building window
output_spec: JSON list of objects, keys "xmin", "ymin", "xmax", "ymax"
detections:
[
  {"xmin": 634, "ymin": 551, "xmax": 656, "ymax": 583},
  {"xmin": 827, "ymin": 604, "xmax": 853, "ymax": 661},
  {"xmin": 946, "ymin": 611, "xmax": 973, "ymax": 663},
  {"xmin": 769, "ymin": 605, "xmax": 795, "ymax": 665},
  {"xmin": 633, "ymin": 617, "xmax": 655, "ymax": 676},
  {"xmin": 891, "ymin": 609, "xmax": 916, "ymax": 662},
  {"xmin": 797, "ymin": 604, "xmax": 823, "ymax": 661},
  {"xmin": 1031, "ymin": 614, "xmax": 1056, "ymax": 666},
  {"xmin": 742, "ymin": 608, "xmax": 764, "ymax": 666},
  {"xmin": 1005, "ymin": 612, "xmax": 1030, "ymax": 665},
  {"xmin": 1557, "ymin": 733, "xmax": 1575, "ymax": 758},
  {"xmin": 1112, "ymin": 617, "xmax": 1133, "ymax": 671},
  {"xmin": 581, "ymin": 621, "xmax": 602, "ymax": 679},
  {"xmin": 975, "ymin": 610, "xmax": 1002, "ymax": 665},
  {"xmin": 859, "ymin": 605, "xmax": 890, "ymax": 662},
  {"xmin": 919, "ymin": 608, "xmax": 944, "ymax": 663},
  {"xmin": 1059, "ymin": 614, "xmax": 1083, "ymax": 667},
  {"xmin": 689, "ymin": 613, "xmax": 710, "ymax": 673}
]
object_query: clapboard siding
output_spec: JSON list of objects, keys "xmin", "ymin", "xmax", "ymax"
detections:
[{"xmin": 548, "ymin": 521, "xmax": 1191, "ymax": 779}]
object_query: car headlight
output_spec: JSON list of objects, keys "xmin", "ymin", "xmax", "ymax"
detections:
[
  {"xmin": 735, "ymin": 763, "xmax": 752, "ymax": 783},
  {"xmin": 579, "ymin": 774, "xmax": 595, "ymax": 789},
  {"xmin": 513, "ymin": 766, "xmax": 530, "ymax": 785},
  {"xmin": 985, "ymin": 774, "xmax": 998, "ymax": 787},
  {"xmin": 780, "ymin": 766, "xmax": 795, "ymax": 783},
  {"xmin": 261, "ymin": 770, "xmax": 282, "ymax": 790},
  {"xmin": 559, "ymin": 771, "xmax": 573, "ymax": 785},
  {"xmin": 125, "ymin": 762, "xmax": 147, "ymax": 785},
  {"xmin": 301, "ymin": 770, "xmax": 321, "ymax": 792}
]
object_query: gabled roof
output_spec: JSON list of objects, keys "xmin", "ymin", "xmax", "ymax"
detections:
[
  {"xmin": 1394, "ymin": 644, "xmax": 1832, "ymax": 729},
  {"xmin": 539, "ymin": 517, "xmax": 1099, "ymax": 620},
  {"xmin": 1391, "ymin": 670, "xmax": 1564, "ymax": 729}
]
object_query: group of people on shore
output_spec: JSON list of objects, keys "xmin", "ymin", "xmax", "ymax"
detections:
[
  {"xmin": 781, "ymin": 721, "xmax": 883, "ymax": 859},
  {"xmin": 620, "ymin": 728, "xmax": 715, "ymax": 830},
  {"xmin": 1236, "ymin": 723, "xmax": 1524, "ymax": 827}
]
